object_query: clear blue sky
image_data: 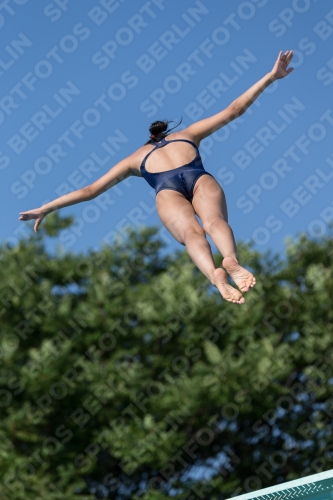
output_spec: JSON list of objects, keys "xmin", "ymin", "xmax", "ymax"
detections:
[{"xmin": 3, "ymin": 0, "xmax": 333, "ymax": 256}]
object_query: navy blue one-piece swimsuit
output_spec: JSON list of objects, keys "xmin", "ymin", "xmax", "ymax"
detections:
[{"xmin": 140, "ymin": 137, "xmax": 213, "ymax": 202}]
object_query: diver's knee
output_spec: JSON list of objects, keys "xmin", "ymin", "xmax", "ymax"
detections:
[
  {"xmin": 183, "ymin": 227, "xmax": 206, "ymax": 244},
  {"xmin": 203, "ymin": 215, "xmax": 224, "ymax": 234}
]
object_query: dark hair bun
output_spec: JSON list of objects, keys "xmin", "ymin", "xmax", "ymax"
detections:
[
  {"xmin": 149, "ymin": 121, "xmax": 168, "ymax": 138},
  {"xmin": 145, "ymin": 118, "xmax": 182, "ymax": 144}
]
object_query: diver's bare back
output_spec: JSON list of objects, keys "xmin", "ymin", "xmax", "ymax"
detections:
[{"xmin": 130, "ymin": 130, "xmax": 200, "ymax": 176}]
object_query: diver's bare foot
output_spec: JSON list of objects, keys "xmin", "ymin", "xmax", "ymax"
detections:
[
  {"xmin": 222, "ymin": 257, "xmax": 256, "ymax": 293},
  {"xmin": 213, "ymin": 268, "xmax": 245, "ymax": 305}
]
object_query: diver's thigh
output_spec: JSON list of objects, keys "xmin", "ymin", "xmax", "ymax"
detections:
[
  {"xmin": 156, "ymin": 189, "xmax": 202, "ymax": 244},
  {"xmin": 192, "ymin": 174, "xmax": 228, "ymax": 223}
]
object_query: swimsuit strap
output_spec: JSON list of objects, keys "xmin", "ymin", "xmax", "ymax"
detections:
[
  {"xmin": 159, "ymin": 137, "xmax": 199, "ymax": 150},
  {"xmin": 140, "ymin": 137, "xmax": 199, "ymax": 172},
  {"xmin": 140, "ymin": 143, "xmax": 159, "ymax": 171}
]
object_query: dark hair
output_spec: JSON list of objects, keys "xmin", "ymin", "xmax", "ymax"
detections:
[{"xmin": 145, "ymin": 118, "xmax": 182, "ymax": 145}]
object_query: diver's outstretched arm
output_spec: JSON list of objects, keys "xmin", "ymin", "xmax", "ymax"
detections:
[
  {"xmin": 186, "ymin": 50, "xmax": 294, "ymax": 143},
  {"xmin": 19, "ymin": 156, "xmax": 135, "ymax": 233}
]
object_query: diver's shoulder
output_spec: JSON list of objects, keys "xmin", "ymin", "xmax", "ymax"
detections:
[{"xmin": 166, "ymin": 131, "xmax": 199, "ymax": 145}]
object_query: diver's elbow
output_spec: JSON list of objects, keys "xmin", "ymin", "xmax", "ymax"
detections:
[{"xmin": 83, "ymin": 186, "xmax": 96, "ymax": 201}]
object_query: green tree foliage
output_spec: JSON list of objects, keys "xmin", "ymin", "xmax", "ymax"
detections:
[{"xmin": 0, "ymin": 216, "xmax": 333, "ymax": 499}]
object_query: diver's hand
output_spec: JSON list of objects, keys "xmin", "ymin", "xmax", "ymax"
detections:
[
  {"xmin": 19, "ymin": 208, "xmax": 46, "ymax": 233},
  {"xmin": 271, "ymin": 50, "xmax": 294, "ymax": 80}
]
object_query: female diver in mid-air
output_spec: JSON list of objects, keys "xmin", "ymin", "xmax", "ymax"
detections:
[{"xmin": 19, "ymin": 51, "xmax": 294, "ymax": 305}]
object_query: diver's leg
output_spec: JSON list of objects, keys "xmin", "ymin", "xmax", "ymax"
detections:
[
  {"xmin": 192, "ymin": 175, "xmax": 256, "ymax": 293},
  {"xmin": 156, "ymin": 189, "xmax": 245, "ymax": 304}
]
